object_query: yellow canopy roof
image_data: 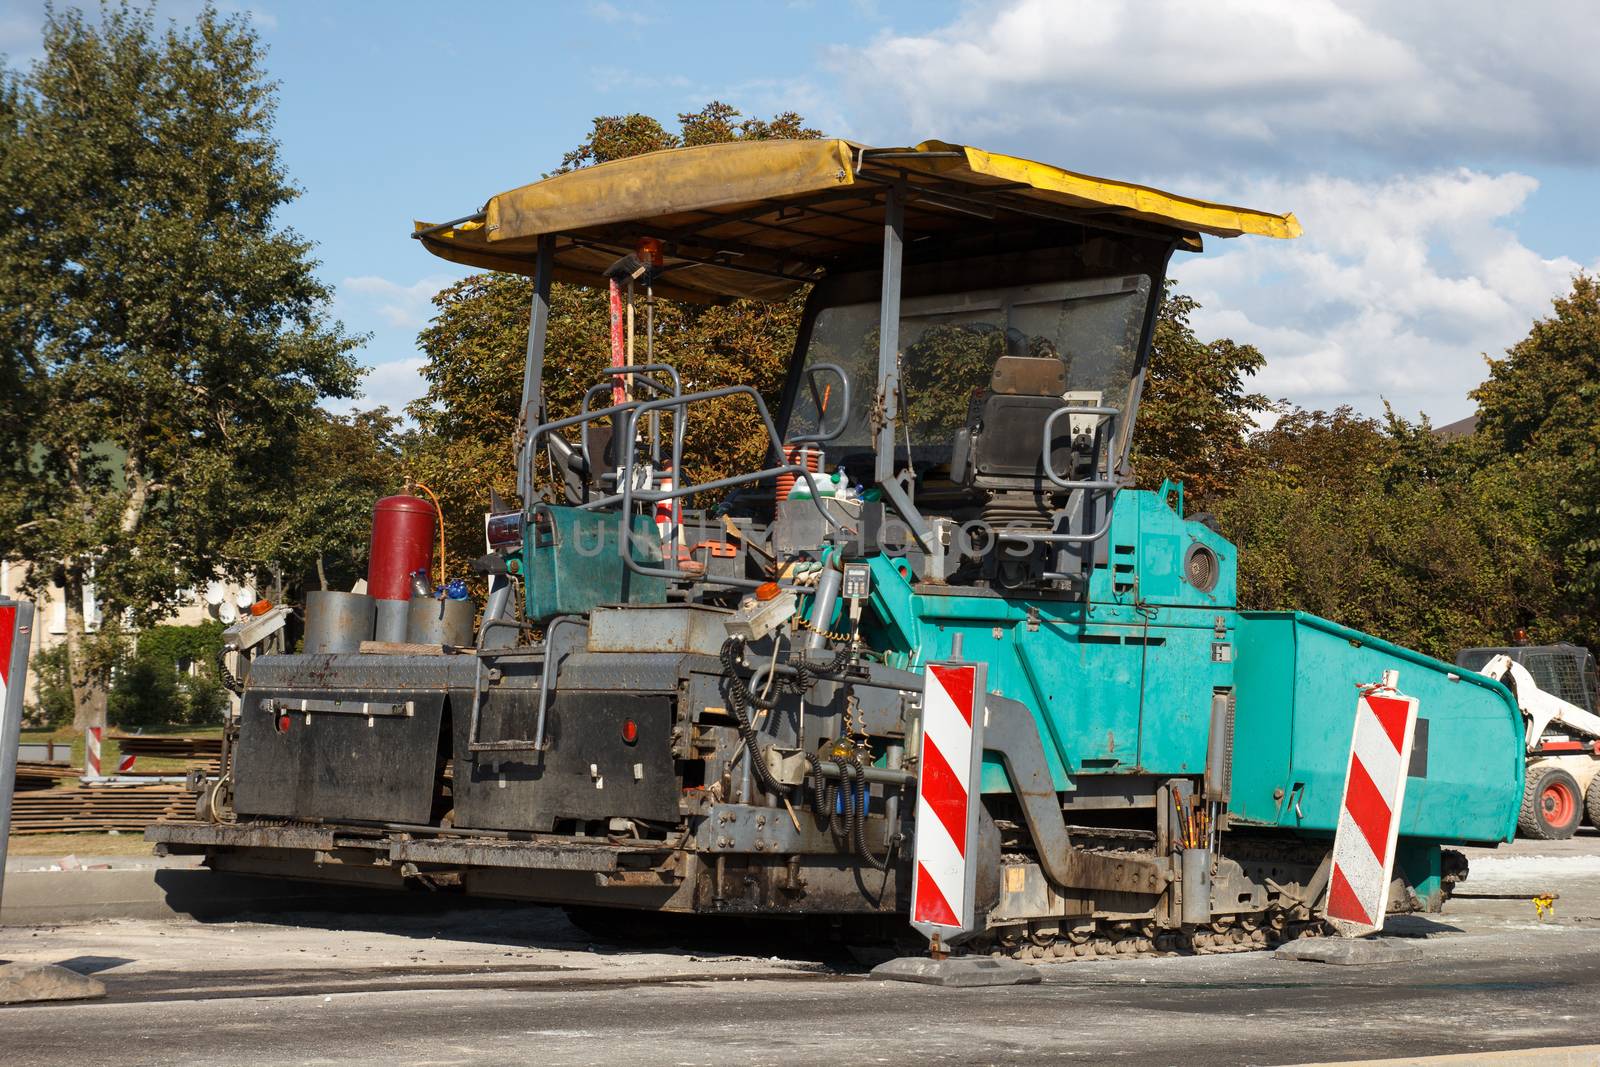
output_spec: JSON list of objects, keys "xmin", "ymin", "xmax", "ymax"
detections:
[{"xmin": 416, "ymin": 139, "xmax": 1299, "ymax": 303}]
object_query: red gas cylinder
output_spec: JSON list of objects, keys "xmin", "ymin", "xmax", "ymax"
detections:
[{"xmin": 368, "ymin": 494, "xmax": 436, "ymax": 601}]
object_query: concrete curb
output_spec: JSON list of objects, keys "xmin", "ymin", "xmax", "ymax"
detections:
[
  {"xmin": 1274, "ymin": 935, "xmax": 1424, "ymax": 965},
  {"xmin": 0, "ymin": 961, "xmax": 106, "ymax": 1004},
  {"xmin": 871, "ymin": 955, "xmax": 1041, "ymax": 987}
]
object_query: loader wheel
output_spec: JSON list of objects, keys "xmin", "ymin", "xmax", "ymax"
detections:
[
  {"xmin": 1520, "ymin": 766, "xmax": 1582, "ymax": 840},
  {"xmin": 1585, "ymin": 775, "xmax": 1600, "ymax": 830}
]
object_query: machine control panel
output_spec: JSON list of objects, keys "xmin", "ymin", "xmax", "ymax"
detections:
[{"xmin": 842, "ymin": 562, "xmax": 872, "ymax": 601}]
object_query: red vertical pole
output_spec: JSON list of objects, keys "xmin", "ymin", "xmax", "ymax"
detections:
[{"xmin": 609, "ymin": 277, "xmax": 626, "ymax": 407}]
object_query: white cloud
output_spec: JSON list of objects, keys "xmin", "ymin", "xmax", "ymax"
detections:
[
  {"xmin": 1174, "ymin": 169, "xmax": 1600, "ymax": 422},
  {"xmin": 586, "ymin": 2, "xmax": 652, "ymax": 27},
  {"xmin": 825, "ymin": 0, "xmax": 1600, "ymax": 170},
  {"xmin": 330, "ymin": 355, "xmax": 429, "ymax": 418},
  {"xmin": 340, "ymin": 274, "xmax": 454, "ymax": 330}
]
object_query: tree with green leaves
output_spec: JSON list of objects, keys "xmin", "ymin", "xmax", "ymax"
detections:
[
  {"xmin": 1131, "ymin": 285, "xmax": 1271, "ymax": 506},
  {"xmin": 558, "ymin": 101, "xmax": 818, "ymax": 172},
  {"xmin": 246, "ymin": 408, "xmax": 403, "ymax": 594},
  {"xmin": 1213, "ymin": 405, "xmax": 1558, "ymax": 660},
  {"xmin": 0, "ymin": 5, "xmax": 363, "ymax": 729},
  {"xmin": 1470, "ymin": 273, "xmax": 1600, "ymax": 649}
]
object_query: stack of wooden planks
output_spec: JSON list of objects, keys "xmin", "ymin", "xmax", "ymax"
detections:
[
  {"xmin": 9, "ymin": 784, "xmax": 188, "ymax": 834},
  {"xmin": 109, "ymin": 734, "xmax": 222, "ymax": 759},
  {"xmin": 13, "ymin": 761, "xmax": 76, "ymax": 792}
]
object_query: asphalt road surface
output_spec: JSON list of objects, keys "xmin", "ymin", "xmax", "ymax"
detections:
[{"xmin": 5, "ymin": 836, "xmax": 1600, "ymax": 1066}]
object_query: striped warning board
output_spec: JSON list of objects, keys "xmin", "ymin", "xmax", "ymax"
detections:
[
  {"xmin": 0, "ymin": 602, "xmax": 15, "ymax": 713},
  {"xmin": 910, "ymin": 660, "xmax": 987, "ymax": 943},
  {"xmin": 1326, "ymin": 676, "xmax": 1420, "ymax": 937}
]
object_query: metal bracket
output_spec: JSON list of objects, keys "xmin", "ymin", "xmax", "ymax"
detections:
[
  {"xmin": 261, "ymin": 697, "xmax": 414, "ymax": 718},
  {"xmin": 981, "ymin": 691, "xmax": 1168, "ymax": 895}
]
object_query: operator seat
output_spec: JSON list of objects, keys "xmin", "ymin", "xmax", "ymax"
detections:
[{"xmin": 952, "ymin": 355, "xmax": 1082, "ymax": 490}]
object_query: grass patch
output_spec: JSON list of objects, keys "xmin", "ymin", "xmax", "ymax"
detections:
[{"xmin": 6, "ymin": 831, "xmax": 160, "ymax": 857}]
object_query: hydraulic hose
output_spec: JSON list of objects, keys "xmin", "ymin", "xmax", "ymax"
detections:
[
  {"xmin": 720, "ymin": 636, "xmax": 790, "ymax": 797},
  {"xmin": 217, "ymin": 647, "xmax": 244, "ymax": 697},
  {"xmin": 719, "ymin": 635, "xmax": 856, "ymax": 801}
]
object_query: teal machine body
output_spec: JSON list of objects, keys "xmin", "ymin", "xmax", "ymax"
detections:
[{"xmin": 857, "ymin": 484, "xmax": 1523, "ymax": 905}]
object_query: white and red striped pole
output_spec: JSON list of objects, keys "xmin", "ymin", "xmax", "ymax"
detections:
[
  {"xmin": 654, "ymin": 462, "xmax": 680, "ymax": 544},
  {"xmin": 910, "ymin": 650, "xmax": 987, "ymax": 947},
  {"xmin": 1326, "ymin": 670, "xmax": 1420, "ymax": 937},
  {"xmin": 84, "ymin": 725, "xmax": 103, "ymax": 780},
  {"xmin": 1, "ymin": 600, "xmax": 38, "ymax": 900}
]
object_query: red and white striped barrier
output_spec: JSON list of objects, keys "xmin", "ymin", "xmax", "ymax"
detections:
[
  {"xmin": 84, "ymin": 725, "xmax": 103, "ymax": 779},
  {"xmin": 655, "ymin": 463, "xmax": 679, "ymax": 543},
  {"xmin": 910, "ymin": 660, "xmax": 987, "ymax": 944},
  {"xmin": 1326, "ymin": 671, "xmax": 1419, "ymax": 936},
  {"xmin": 0, "ymin": 603, "xmax": 15, "ymax": 718}
]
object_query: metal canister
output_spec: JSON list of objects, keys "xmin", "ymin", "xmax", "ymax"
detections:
[
  {"xmin": 1180, "ymin": 847, "xmax": 1213, "ymax": 925},
  {"xmin": 368, "ymin": 495, "xmax": 436, "ymax": 601},
  {"xmin": 405, "ymin": 595, "xmax": 476, "ymax": 648},
  {"xmin": 303, "ymin": 591, "xmax": 375, "ymax": 653}
]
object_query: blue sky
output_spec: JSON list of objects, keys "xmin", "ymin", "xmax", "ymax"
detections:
[{"xmin": 4, "ymin": 0, "xmax": 1598, "ymax": 426}]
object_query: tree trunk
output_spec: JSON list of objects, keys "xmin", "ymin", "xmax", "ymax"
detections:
[
  {"xmin": 63, "ymin": 568, "xmax": 107, "ymax": 732},
  {"xmin": 316, "ymin": 553, "xmax": 328, "ymax": 591}
]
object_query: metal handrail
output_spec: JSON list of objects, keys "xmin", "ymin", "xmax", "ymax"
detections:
[
  {"xmin": 613, "ymin": 385, "xmax": 840, "ymax": 590},
  {"xmin": 465, "ymin": 615, "xmax": 587, "ymax": 754},
  {"xmin": 576, "ymin": 364, "xmax": 684, "ymax": 480},
  {"xmin": 990, "ymin": 403, "xmax": 1122, "ymax": 549},
  {"xmin": 1041, "ymin": 405, "xmax": 1121, "ymax": 491},
  {"xmin": 532, "ymin": 375, "xmax": 842, "ymax": 590},
  {"xmin": 788, "ymin": 362, "xmax": 852, "ymax": 445}
]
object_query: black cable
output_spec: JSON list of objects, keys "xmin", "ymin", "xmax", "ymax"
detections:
[
  {"xmin": 829, "ymin": 753, "xmax": 852, "ymax": 836},
  {"xmin": 846, "ymin": 760, "xmax": 889, "ymax": 871},
  {"xmin": 719, "ymin": 636, "xmax": 788, "ymax": 797},
  {"xmin": 217, "ymin": 647, "xmax": 244, "ymax": 697}
]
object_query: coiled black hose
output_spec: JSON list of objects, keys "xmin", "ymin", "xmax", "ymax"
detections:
[
  {"xmin": 217, "ymin": 647, "xmax": 244, "ymax": 697},
  {"xmin": 807, "ymin": 752, "xmax": 832, "ymax": 829},
  {"xmin": 720, "ymin": 636, "xmax": 792, "ymax": 797},
  {"xmin": 838, "ymin": 755, "xmax": 889, "ymax": 870}
]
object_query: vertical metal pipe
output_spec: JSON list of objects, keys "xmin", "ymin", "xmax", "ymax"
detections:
[
  {"xmin": 0, "ymin": 600, "xmax": 37, "ymax": 908},
  {"xmin": 805, "ymin": 563, "xmax": 843, "ymax": 651},
  {"xmin": 883, "ymin": 741, "xmax": 906, "ymax": 850},
  {"xmin": 1204, "ymin": 691, "xmax": 1234, "ymax": 802},
  {"xmin": 873, "ymin": 184, "xmax": 905, "ymax": 489},
  {"xmin": 478, "ymin": 575, "xmax": 513, "ymax": 651},
  {"xmin": 518, "ymin": 234, "xmax": 555, "ymax": 504}
]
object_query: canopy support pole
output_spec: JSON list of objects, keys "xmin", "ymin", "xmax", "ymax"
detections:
[
  {"xmin": 871, "ymin": 184, "xmax": 949, "ymax": 580},
  {"xmin": 873, "ymin": 184, "xmax": 904, "ymax": 490},
  {"xmin": 518, "ymin": 234, "xmax": 555, "ymax": 506}
]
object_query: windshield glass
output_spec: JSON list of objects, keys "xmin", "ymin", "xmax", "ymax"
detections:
[{"xmin": 788, "ymin": 275, "xmax": 1153, "ymax": 468}]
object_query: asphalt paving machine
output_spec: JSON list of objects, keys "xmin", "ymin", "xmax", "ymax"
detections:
[{"xmin": 150, "ymin": 139, "xmax": 1526, "ymax": 959}]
